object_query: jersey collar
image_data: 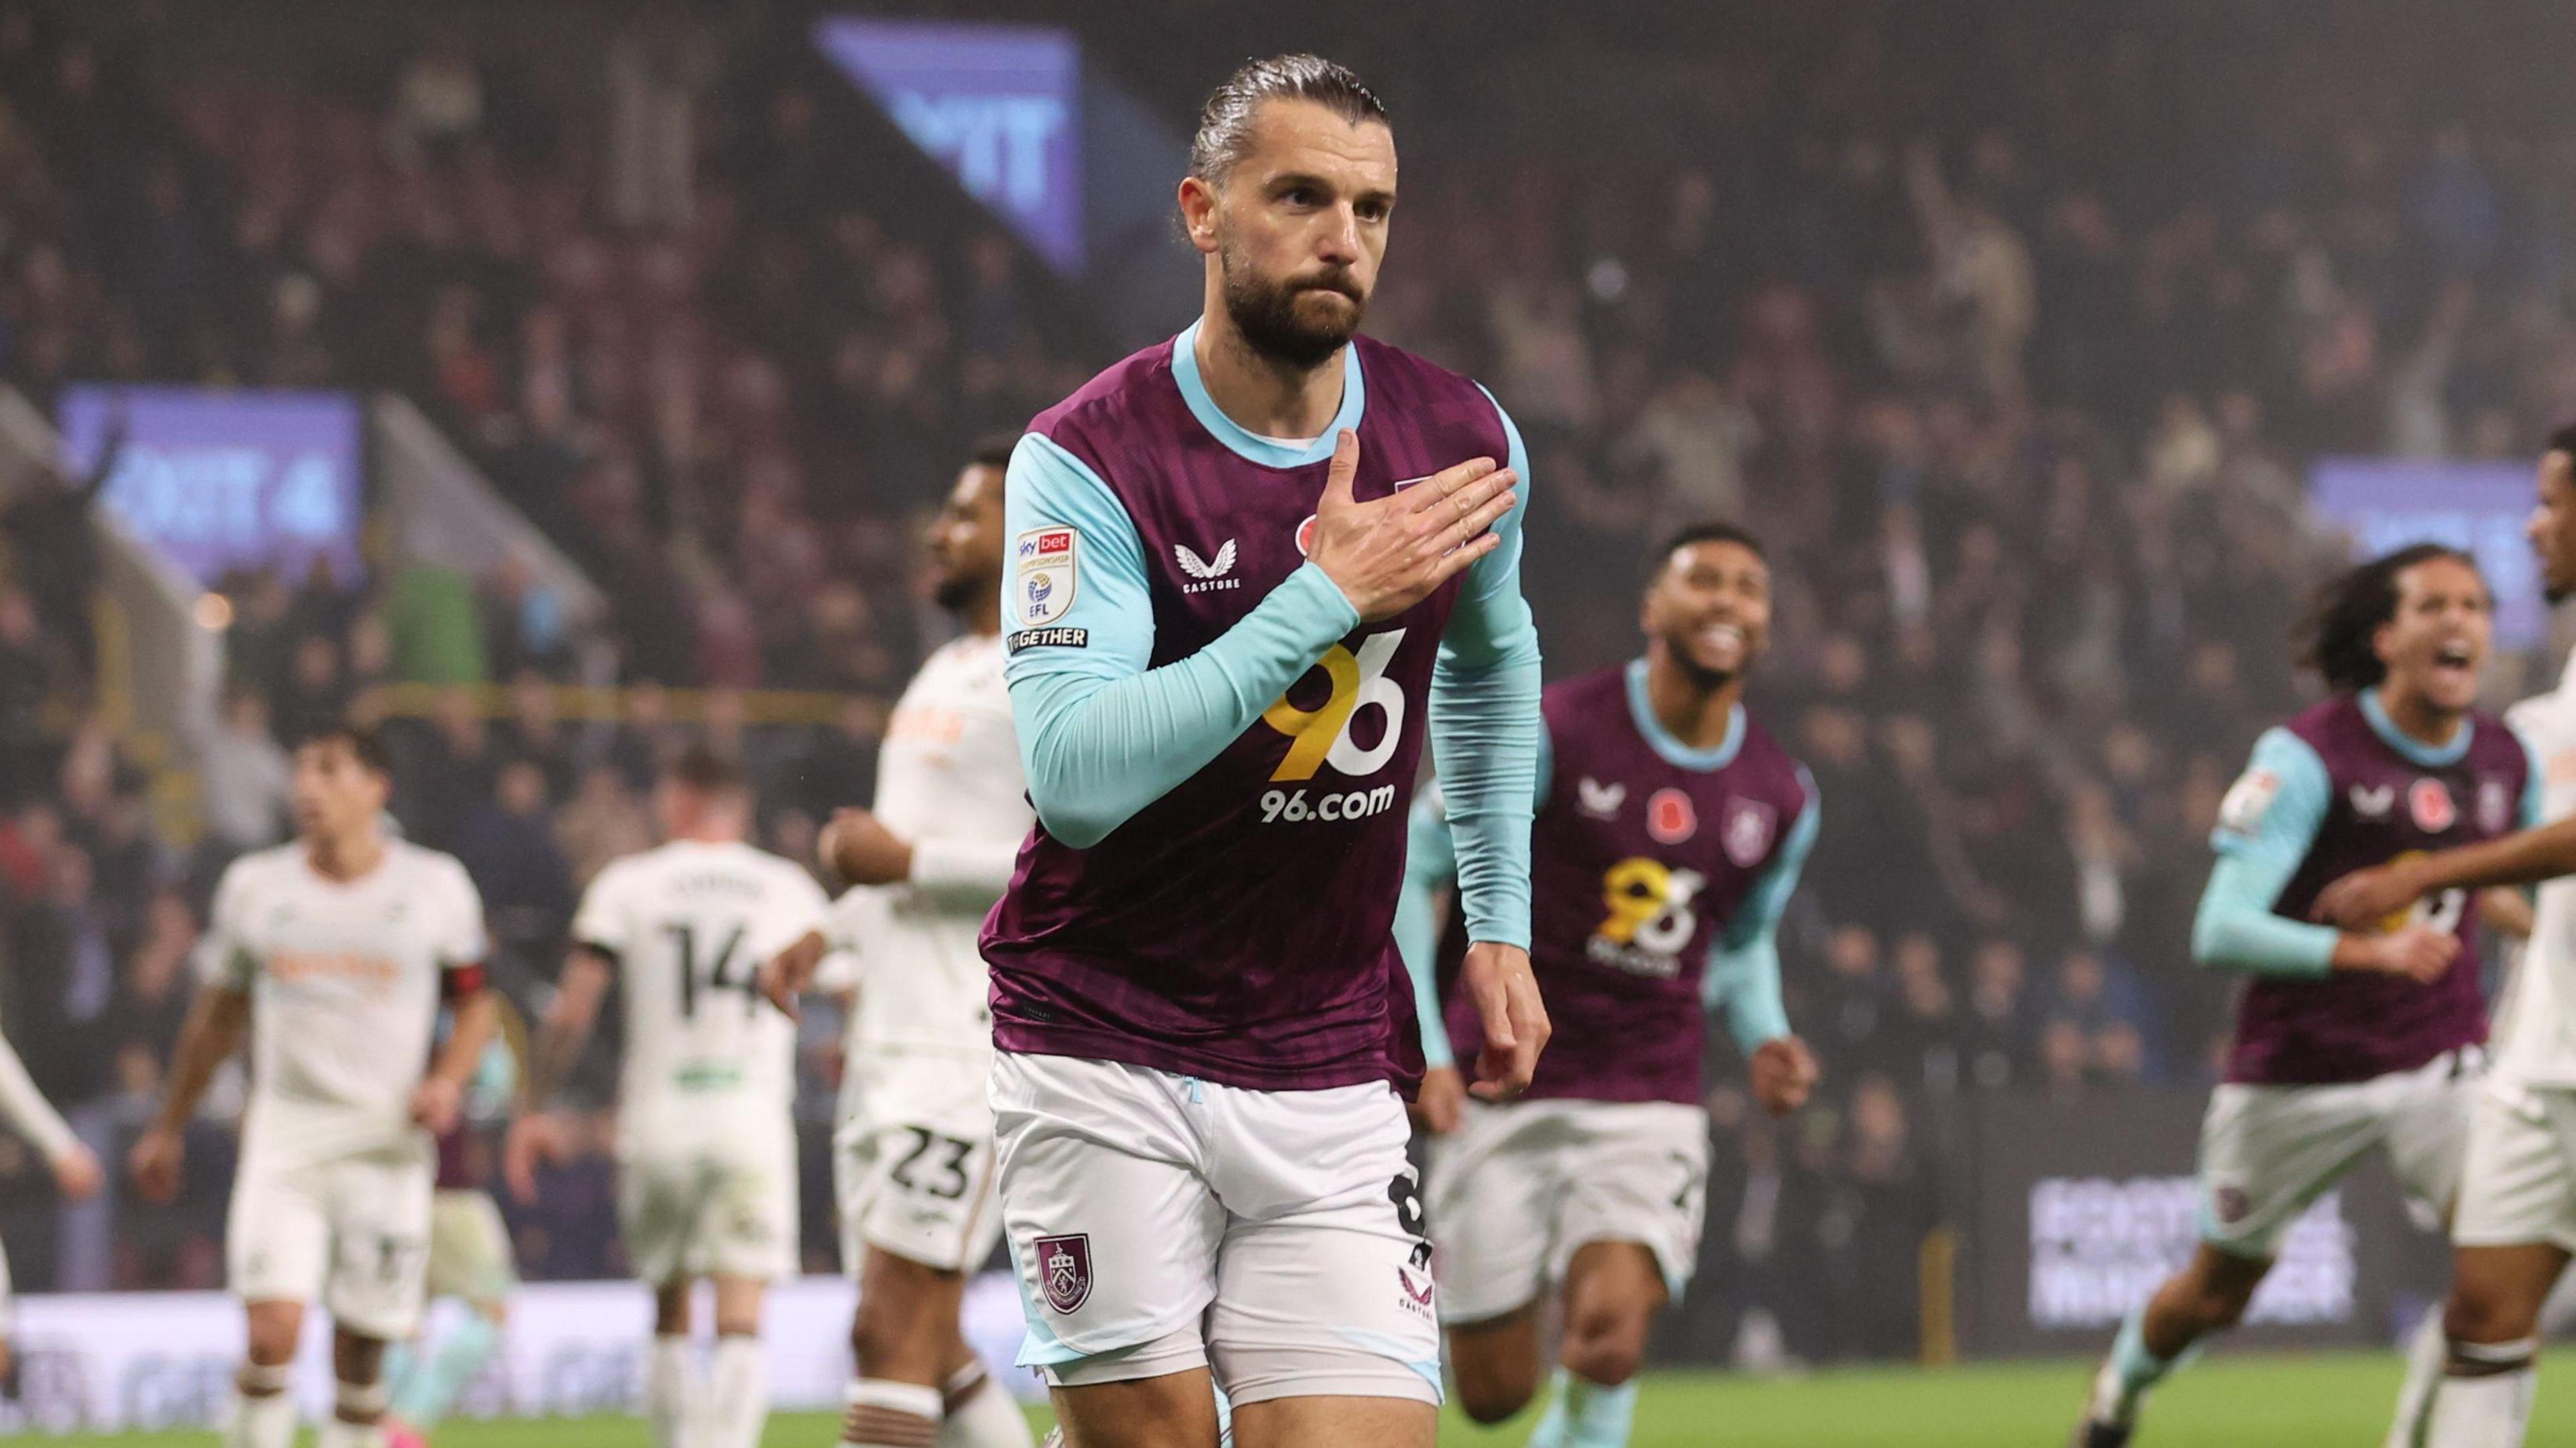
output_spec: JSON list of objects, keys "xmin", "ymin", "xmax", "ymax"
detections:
[
  {"xmin": 1171, "ymin": 317, "xmax": 1366, "ymax": 469},
  {"xmin": 1625, "ymin": 657, "xmax": 1745, "ymax": 772},
  {"xmin": 2359, "ymin": 687, "xmax": 2473, "ymax": 768}
]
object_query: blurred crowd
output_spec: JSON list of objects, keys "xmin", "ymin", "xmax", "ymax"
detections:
[{"xmin": 2, "ymin": 0, "xmax": 2574, "ymax": 1365}]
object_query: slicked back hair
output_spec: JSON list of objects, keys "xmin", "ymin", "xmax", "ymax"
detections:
[{"xmin": 1189, "ymin": 54, "xmax": 1389, "ymax": 188}]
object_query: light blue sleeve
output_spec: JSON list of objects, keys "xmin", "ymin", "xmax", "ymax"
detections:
[
  {"xmin": 2518, "ymin": 726, "xmax": 2549, "ymax": 830},
  {"xmin": 1701, "ymin": 773, "xmax": 1819, "ymax": 1055},
  {"xmin": 2191, "ymin": 728, "xmax": 2339, "ymax": 979},
  {"xmin": 1001, "ymin": 435, "xmax": 1361, "ymax": 848},
  {"xmin": 1395, "ymin": 789, "xmax": 1462, "ymax": 1070},
  {"xmin": 1426, "ymin": 388, "xmax": 1544, "ymax": 950},
  {"xmin": 1395, "ymin": 731, "xmax": 1554, "ymax": 1072}
]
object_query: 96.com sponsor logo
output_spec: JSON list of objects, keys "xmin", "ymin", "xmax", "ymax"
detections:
[{"xmin": 1259, "ymin": 783, "xmax": 1398, "ymax": 824}]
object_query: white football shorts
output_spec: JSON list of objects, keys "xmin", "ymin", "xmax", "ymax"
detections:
[
  {"xmin": 837, "ymin": 1058, "xmax": 1004, "ymax": 1274},
  {"xmin": 423, "ymin": 1188, "xmax": 519, "ymax": 1304},
  {"xmin": 229, "ymin": 1137, "xmax": 436, "ymax": 1340},
  {"xmin": 2453, "ymin": 1075, "xmax": 2576, "ymax": 1253},
  {"xmin": 2196, "ymin": 1048, "xmax": 2478, "ymax": 1258},
  {"xmin": 991, "ymin": 1052, "xmax": 1441, "ymax": 1408},
  {"xmin": 618, "ymin": 1127, "xmax": 798, "ymax": 1286},
  {"xmin": 1425, "ymin": 1097, "xmax": 1711, "ymax": 1325}
]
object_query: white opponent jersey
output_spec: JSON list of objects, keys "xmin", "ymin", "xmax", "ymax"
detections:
[
  {"xmin": 197, "ymin": 840, "xmax": 487, "ymax": 1164},
  {"xmin": 572, "ymin": 839, "xmax": 828, "ymax": 1148},
  {"xmin": 2504, "ymin": 645, "xmax": 2576, "ymax": 1084},
  {"xmin": 822, "ymin": 631, "xmax": 1031, "ymax": 1076}
]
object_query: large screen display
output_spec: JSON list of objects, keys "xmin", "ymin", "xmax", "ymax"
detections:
[
  {"xmin": 56, "ymin": 386, "xmax": 364, "ymax": 588},
  {"xmin": 2310, "ymin": 458, "xmax": 2543, "ymax": 649},
  {"xmin": 815, "ymin": 17, "xmax": 1084, "ymax": 273}
]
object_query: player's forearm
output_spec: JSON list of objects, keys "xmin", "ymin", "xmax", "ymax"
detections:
[
  {"xmin": 2398, "ymin": 819, "xmax": 2576, "ymax": 896},
  {"xmin": 908, "ymin": 837, "xmax": 1024, "ymax": 904},
  {"xmin": 431, "ymin": 989, "xmax": 500, "ymax": 1093},
  {"xmin": 1013, "ymin": 563, "xmax": 1360, "ymax": 847},
  {"xmin": 2190, "ymin": 882, "xmax": 2337, "ymax": 979},
  {"xmin": 152, "ymin": 988, "xmax": 248, "ymax": 1133},
  {"xmin": 1393, "ymin": 875, "xmax": 1456, "ymax": 1070},
  {"xmin": 0, "ymin": 1036, "xmax": 76, "ymax": 1161},
  {"xmin": 523, "ymin": 1016, "xmax": 590, "ymax": 1109},
  {"xmin": 1703, "ymin": 934, "xmax": 1793, "ymax": 1057},
  {"xmin": 1428, "ymin": 643, "xmax": 1542, "ymax": 950}
]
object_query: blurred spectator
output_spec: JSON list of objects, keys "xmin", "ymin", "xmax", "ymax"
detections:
[{"xmin": 195, "ymin": 687, "xmax": 290, "ymax": 854}]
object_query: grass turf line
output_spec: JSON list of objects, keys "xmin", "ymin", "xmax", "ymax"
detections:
[{"xmin": 34, "ymin": 1351, "xmax": 2573, "ymax": 1447}]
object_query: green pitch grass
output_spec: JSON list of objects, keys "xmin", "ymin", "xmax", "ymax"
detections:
[{"xmin": 38, "ymin": 1352, "xmax": 2576, "ymax": 1447}]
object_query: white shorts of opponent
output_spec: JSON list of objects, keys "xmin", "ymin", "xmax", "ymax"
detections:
[
  {"xmin": 2453, "ymin": 1072, "xmax": 2576, "ymax": 1253},
  {"xmin": 2196, "ymin": 1047, "xmax": 2481, "ymax": 1259},
  {"xmin": 1426, "ymin": 1097, "xmax": 1711, "ymax": 1325},
  {"xmin": 837, "ymin": 1059, "xmax": 1004, "ymax": 1274},
  {"xmin": 618, "ymin": 1127, "xmax": 798, "ymax": 1286},
  {"xmin": 425, "ymin": 1188, "xmax": 519, "ymax": 1304},
  {"xmin": 991, "ymin": 1052, "xmax": 1441, "ymax": 1408},
  {"xmin": 229, "ymin": 1138, "xmax": 436, "ymax": 1340}
]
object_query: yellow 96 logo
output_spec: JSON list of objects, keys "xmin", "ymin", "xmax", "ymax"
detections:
[
  {"xmin": 2374, "ymin": 850, "xmax": 2467, "ymax": 936},
  {"xmin": 1598, "ymin": 856, "xmax": 1708, "ymax": 953},
  {"xmin": 1262, "ymin": 628, "xmax": 1407, "ymax": 783}
]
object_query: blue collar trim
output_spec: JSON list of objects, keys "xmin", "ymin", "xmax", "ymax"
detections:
[
  {"xmin": 1171, "ymin": 318, "xmax": 1364, "ymax": 469},
  {"xmin": 2361, "ymin": 687, "xmax": 2472, "ymax": 767},
  {"xmin": 1626, "ymin": 658, "xmax": 1744, "ymax": 771}
]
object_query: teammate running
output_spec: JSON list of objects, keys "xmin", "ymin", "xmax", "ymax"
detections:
[
  {"xmin": 0, "ymin": 1018, "xmax": 102, "ymax": 1390},
  {"xmin": 507, "ymin": 748, "xmax": 826, "ymax": 1448},
  {"xmin": 2311, "ymin": 427, "xmax": 2576, "ymax": 1446},
  {"xmin": 131, "ymin": 724, "xmax": 497, "ymax": 1448},
  {"xmin": 386, "ymin": 1012, "xmax": 528, "ymax": 1448},
  {"xmin": 761, "ymin": 438, "xmax": 1036, "ymax": 1448},
  {"xmin": 1397, "ymin": 522, "xmax": 1818, "ymax": 1448},
  {"xmin": 2071, "ymin": 544, "xmax": 2538, "ymax": 1447},
  {"xmin": 979, "ymin": 53, "xmax": 1547, "ymax": 1448}
]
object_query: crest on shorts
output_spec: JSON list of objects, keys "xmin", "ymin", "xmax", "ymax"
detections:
[
  {"xmin": 2211, "ymin": 1184, "xmax": 2253, "ymax": 1225},
  {"xmin": 1036, "ymin": 1233, "xmax": 1092, "ymax": 1314},
  {"xmin": 1721, "ymin": 797, "xmax": 1777, "ymax": 868}
]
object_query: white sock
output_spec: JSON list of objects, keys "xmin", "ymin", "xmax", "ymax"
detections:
[
  {"xmin": 224, "ymin": 1366, "xmax": 297, "ymax": 1448},
  {"xmin": 2426, "ymin": 1339, "xmax": 2538, "ymax": 1448},
  {"xmin": 649, "ymin": 1334, "xmax": 704, "ymax": 1448},
  {"xmin": 937, "ymin": 1361, "xmax": 1034, "ymax": 1448},
  {"xmin": 706, "ymin": 1335, "xmax": 767, "ymax": 1448},
  {"xmin": 843, "ymin": 1378, "xmax": 942, "ymax": 1448},
  {"xmin": 2383, "ymin": 1309, "xmax": 2449, "ymax": 1448}
]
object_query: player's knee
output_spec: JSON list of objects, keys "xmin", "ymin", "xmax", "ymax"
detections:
[
  {"xmin": 1454, "ymin": 1374, "xmax": 1537, "ymax": 1426},
  {"xmin": 2445, "ymin": 1286, "xmax": 2541, "ymax": 1347},
  {"xmin": 244, "ymin": 1316, "xmax": 301, "ymax": 1367},
  {"xmin": 1449, "ymin": 1349, "xmax": 1541, "ymax": 1425},
  {"xmin": 652, "ymin": 1284, "xmax": 692, "ymax": 1337},
  {"xmin": 2191, "ymin": 1280, "xmax": 2255, "ymax": 1332},
  {"xmin": 1560, "ymin": 1310, "xmax": 1650, "ymax": 1388},
  {"xmin": 849, "ymin": 1295, "xmax": 927, "ymax": 1373}
]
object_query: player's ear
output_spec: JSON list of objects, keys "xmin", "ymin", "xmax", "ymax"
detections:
[{"xmin": 1177, "ymin": 176, "xmax": 1221, "ymax": 256}]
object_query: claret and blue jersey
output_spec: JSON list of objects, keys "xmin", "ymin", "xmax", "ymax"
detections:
[
  {"xmin": 1397, "ymin": 661, "xmax": 1820, "ymax": 1105},
  {"xmin": 2198, "ymin": 690, "xmax": 2544, "ymax": 1085},
  {"xmin": 979, "ymin": 319, "xmax": 1544, "ymax": 1093}
]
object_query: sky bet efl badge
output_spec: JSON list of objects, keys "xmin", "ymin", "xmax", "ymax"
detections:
[{"xmin": 1015, "ymin": 526, "xmax": 1079, "ymax": 626}]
